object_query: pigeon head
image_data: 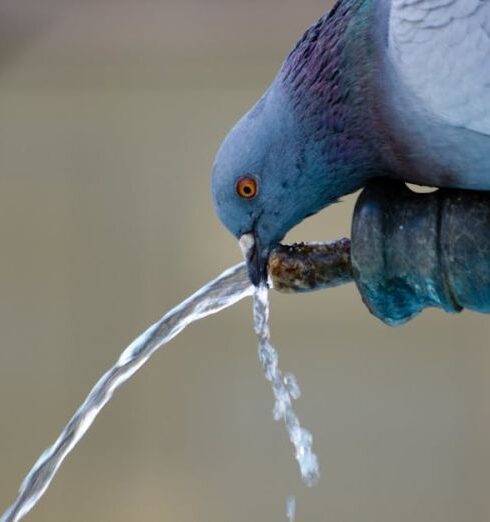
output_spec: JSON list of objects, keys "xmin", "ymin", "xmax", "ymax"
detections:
[
  {"xmin": 212, "ymin": 5, "xmax": 380, "ymax": 286},
  {"xmin": 212, "ymin": 87, "xmax": 331, "ymax": 286}
]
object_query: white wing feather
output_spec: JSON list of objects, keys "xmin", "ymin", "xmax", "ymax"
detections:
[{"xmin": 388, "ymin": 0, "xmax": 490, "ymax": 135}]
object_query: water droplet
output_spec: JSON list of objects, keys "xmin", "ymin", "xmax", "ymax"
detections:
[
  {"xmin": 284, "ymin": 373, "xmax": 301, "ymax": 400},
  {"xmin": 286, "ymin": 496, "xmax": 296, "ymax": 522}
]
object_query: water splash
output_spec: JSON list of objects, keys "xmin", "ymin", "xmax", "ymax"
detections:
[
  {"xmin": 253, "ymin": 285, "xmax": 320, "ymax": 487},
  {"xmin": 0, "ymin": 263, "xmax": 253, "ymax": 522}
]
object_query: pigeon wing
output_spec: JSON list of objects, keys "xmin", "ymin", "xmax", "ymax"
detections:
[{"xmin": 387, "ymin": 0, "xmax": 490, "ymax": 136}]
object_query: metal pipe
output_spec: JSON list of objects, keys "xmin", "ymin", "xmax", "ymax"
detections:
[
  {"xmin": 268, "ymin": 238, "xmax": 352, "ymax": 293},
  {"xmin": 270, "ymin": 180, "xmax": 490, "ymax": 326}
]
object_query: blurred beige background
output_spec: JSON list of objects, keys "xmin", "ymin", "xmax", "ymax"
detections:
[{"xmin": 0, "ymin": 1, "xmax": 489, "ymax": 521}]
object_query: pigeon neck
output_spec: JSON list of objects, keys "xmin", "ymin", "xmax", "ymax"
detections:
[{"xmin": 278, "ymin": 0, "xmax": 382, "ymax": 195}]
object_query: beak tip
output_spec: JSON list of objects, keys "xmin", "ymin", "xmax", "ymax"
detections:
[{"xmin": 239, "ymin": 232, "xmax": 269, "ymax": 287}]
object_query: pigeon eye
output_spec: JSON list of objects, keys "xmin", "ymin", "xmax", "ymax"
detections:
[{"xmin": 236, "ymin": 176, "xmax": 258, "ymax": 199}]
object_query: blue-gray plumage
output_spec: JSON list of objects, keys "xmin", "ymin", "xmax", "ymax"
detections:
[{"xmin": 211, "ymin": 0, "xmax": 490, "ymax": 285}]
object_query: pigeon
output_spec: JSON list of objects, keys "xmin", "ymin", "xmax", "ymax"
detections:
[{"xmin": 211, "ymin": 0, "xmax": 490, "ymax": 285}]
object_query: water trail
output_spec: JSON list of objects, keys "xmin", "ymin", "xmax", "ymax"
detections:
[
  {"xmin": 253, "ymin": 285, "xmax": 320, "ymax": 487},
  {"xmin": 0, "ymin": 263, "xmax": 253, "ymax": 522}
]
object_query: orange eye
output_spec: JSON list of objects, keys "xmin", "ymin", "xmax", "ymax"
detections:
[{"xmin": 236, "ymin": 176, "xmax": 258, "ymax": 199}]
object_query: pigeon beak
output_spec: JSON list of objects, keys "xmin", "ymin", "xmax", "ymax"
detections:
[{"xmin": 239, "ymin": 232, "xmax": 270, "ymax": 286}]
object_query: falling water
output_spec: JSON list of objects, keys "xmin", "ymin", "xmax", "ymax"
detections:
[
  {"xmin": 0, "ymin": 263, "xmax": 253, "ymax": 522},
  {"xmin": 1, "ymin": 262, "xmax": 320, "ymax": 522},
  {"xmin": 253, "ymin": 285, "xmax": 320, "ymax": 487}
]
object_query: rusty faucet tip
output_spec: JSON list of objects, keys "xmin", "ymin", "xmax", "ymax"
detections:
[{"xmin": 268, "ymin": 238, "xmax": 353, "ymax": 293}]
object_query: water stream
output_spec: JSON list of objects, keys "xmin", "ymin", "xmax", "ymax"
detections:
[
  {"xmin": 253, "ymin": 285, "xmax": 320, "ymax": 487},
  {"xmin": 1, "ymin": 263, "xmax": 319, "ymax": 521},
  {"xmin": 1, "ymin": 263, "xmax": 252, "ymax": 522}
]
